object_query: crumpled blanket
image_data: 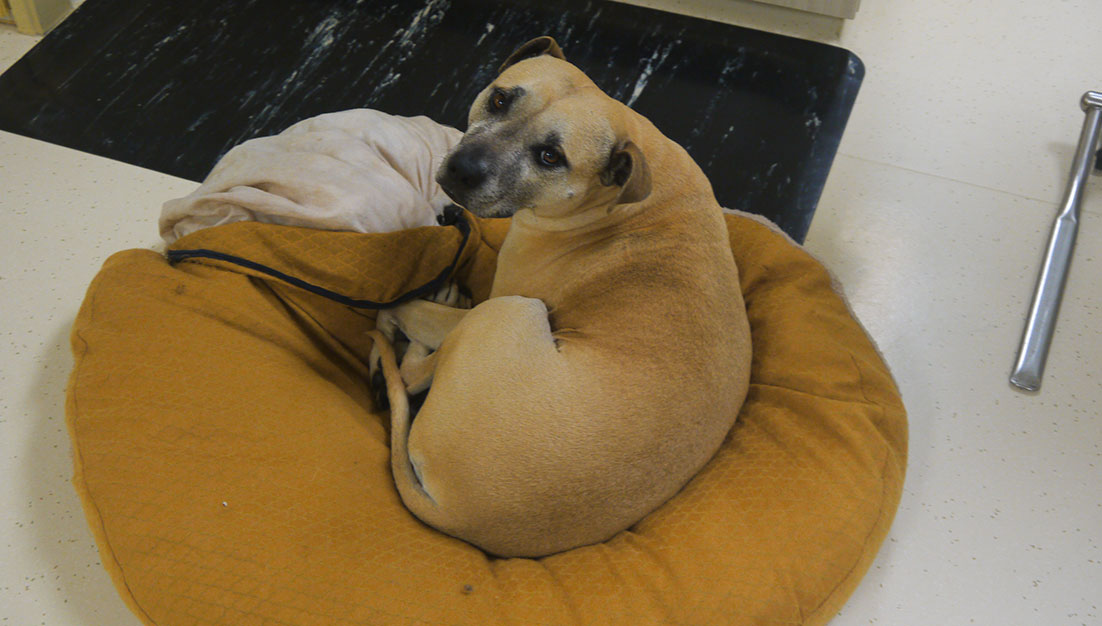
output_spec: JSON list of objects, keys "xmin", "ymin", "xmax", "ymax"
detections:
[{"xmin": 159, "ymin": 109, "xmax": 462, "ymax": 244}]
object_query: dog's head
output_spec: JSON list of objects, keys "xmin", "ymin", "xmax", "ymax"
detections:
[{"xmin": 436, "ymin": 37, "xmax": 651, "ymax": 219}]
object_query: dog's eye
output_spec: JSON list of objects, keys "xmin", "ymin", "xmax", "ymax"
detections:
[
  {"xmin": 539, "ymin": 148, "xmax": 562, "ymax": 166},
  {"xmin": 490, "ymin": 90, "xmax": 509, "ymax": 111}
]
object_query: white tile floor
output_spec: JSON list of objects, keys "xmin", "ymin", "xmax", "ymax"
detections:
[{"xmin": 2, "ymin": 1, "xmax": 1100, "ymax": 623}]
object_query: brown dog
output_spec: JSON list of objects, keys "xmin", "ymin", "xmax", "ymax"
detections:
[{"xmin": 371, "ymin": 37, "xmax": 751, "ymax": 557}]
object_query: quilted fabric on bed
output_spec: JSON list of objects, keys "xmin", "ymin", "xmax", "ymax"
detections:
[{"xmin": 66, "ymin": 211, "xmax": 906, "ymax": 625}]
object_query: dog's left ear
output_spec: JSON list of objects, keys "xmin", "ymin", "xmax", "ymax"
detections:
[
  {"xmin": 499, "ymin": 36, "xmax": 566, "ymax": 73},
  {"xmin": 602, "ymin": 142, "xmax": 652, "ymax": 206}
]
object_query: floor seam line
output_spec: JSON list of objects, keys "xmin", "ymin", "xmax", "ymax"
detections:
[{"xmin": 832, "ymin": 151, "xmax": 1092, "ymax": 210}]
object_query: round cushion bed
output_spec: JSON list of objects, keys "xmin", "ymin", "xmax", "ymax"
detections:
[
  {"xmin": 66, "ymin": 109, "xmax": 905, "ymax": 626},
  {"xmin": 67, "ymin": 208, "xmax": 905, "ymax": 625}
]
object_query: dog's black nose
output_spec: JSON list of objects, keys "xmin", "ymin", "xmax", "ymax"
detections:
[{"xmin": 445, "ymin": 146, "xmax": 490, "ymax": 190}]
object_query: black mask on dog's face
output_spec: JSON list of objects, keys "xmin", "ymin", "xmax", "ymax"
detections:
[{"xmin": 436, "ymin": 38, "xmax": 650, "ymax": 220}]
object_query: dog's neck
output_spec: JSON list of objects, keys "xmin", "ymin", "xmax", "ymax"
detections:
[
  {"xmin": 512, "ymin": 115, "xmax": 710, "ymax": 233},
  {"xmin": 491, "ymin": 158, "xmax": 719, "ymax": 304},
  {"xmin": 489, "ymin": 99, "xmax": 722, "ymax": 302},
  {"xmin": 509, "ymin": 202, "xmax": 622, "ymax": 233}
]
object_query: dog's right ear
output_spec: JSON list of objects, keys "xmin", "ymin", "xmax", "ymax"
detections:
[{"xmin": 499, "ymin": 36, "xmax": 566, "ymax": 73}]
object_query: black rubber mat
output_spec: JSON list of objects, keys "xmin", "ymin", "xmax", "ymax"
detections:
[{"xmin": 0, "ymin": 0, "xmax": 863, "ymax": 242}]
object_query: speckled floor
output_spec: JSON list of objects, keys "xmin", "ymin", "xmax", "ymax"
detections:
[{"xmin": 2, "ymin": 1, "xmax": 1100, "ymax": 624}]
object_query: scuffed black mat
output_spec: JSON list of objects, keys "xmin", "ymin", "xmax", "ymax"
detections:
[{"xmin": 0, "ymin": 0, "xmax": 862, "ymax": 241}]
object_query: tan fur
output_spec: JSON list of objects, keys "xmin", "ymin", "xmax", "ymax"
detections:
[{"xmin": 372, "ymin": 38, "xmax": 751, "ymax": 557}]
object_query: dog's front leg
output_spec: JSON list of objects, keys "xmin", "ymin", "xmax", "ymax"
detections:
[
  {"xmin": 397, "ymin": 299, "xmax": 472, "ymax": 393},
  {"xmin": 370, "ymin": 287, "xmax": 471, "ymax": 400},
  {"xmin": 387, "ymin": 299, "xmax": 470, "ymax": 351}
]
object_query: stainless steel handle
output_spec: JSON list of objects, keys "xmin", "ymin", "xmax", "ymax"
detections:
[{"xmin": 1010, "ymin": 92, "xmax": 1102, "ymax": 391}]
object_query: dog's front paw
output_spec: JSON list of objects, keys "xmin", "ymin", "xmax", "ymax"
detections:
[{"xmin": 375, "ymin": 308, "xmax": 400, "ymax": 341}]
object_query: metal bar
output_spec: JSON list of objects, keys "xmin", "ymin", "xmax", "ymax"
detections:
[{"xmin": 1010, "ymin": 91, "xmax": 1102, "ymax": 391}]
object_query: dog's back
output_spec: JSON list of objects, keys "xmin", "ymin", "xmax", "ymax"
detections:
[{"xmin": 377, "ymin": 39, "xmax": 752, "ymax": 557}]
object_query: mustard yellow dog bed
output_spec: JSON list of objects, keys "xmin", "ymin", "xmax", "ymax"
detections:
[{"xmin": 67, "ymin": 211, "xmax": 906, "ymax": 625}]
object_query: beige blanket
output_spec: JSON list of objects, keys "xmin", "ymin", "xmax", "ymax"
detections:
[{"xmin": 160, "ymin": 109, "xmax": 462, "ymax": 244}]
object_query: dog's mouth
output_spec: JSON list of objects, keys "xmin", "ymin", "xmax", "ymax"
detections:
[
  {"xmin": 465, "ymin": 198, "xmax": 518, "ymax": 219},
  {"xmin": 436, "ymin": 177, "xmax": 517, "ymax": 219}
]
